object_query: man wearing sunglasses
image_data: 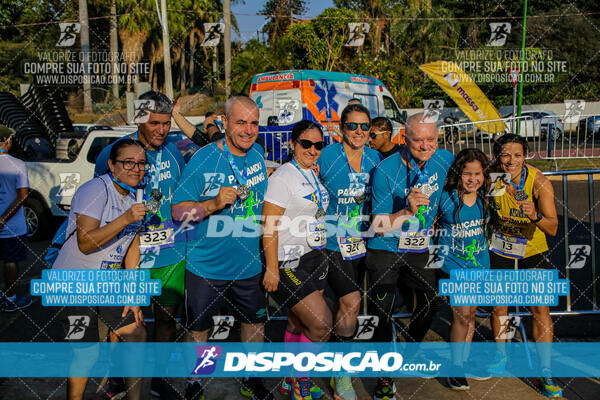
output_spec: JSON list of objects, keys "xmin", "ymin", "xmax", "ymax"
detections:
[
  {"xmin": 366, "ymin": 112, "xmax": 454, "ymax": 396},
  {"xmin": 369, "ymin": 117, "xmax": 401, "ymax": 159},
  {"xmin": 317, "ymin": 103, "xmax": 383, "ymax": 400},
  {"xmin": 94, "ymin": 91, "xmax": 187, "ymax": 399}
]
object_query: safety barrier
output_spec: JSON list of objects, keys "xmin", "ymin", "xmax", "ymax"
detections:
[{"xmin": 438, "ymin": 114, "xmax": 600, "ymax": 160}]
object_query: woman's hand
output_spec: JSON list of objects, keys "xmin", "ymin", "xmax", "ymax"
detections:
[
  {"xmin": 124, "ymin": 203, "xmax": 148, "ymax": 224},
  {"xmin": 263, "ymin": 267, "xmax": 279, "ymax": 292}
]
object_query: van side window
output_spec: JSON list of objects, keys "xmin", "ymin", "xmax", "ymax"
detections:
[{"xmin": 383, "ymin": 96, "xmax": 402, "ymax": 121}]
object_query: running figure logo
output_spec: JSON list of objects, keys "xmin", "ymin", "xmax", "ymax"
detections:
[
  {"xmin": 456, "ymin": 239, "xmax": 483, "ymax": 267},
  {"xmin": 567, "ymin": 245, "xmax": 591, "ymax": 269},
  {"xmin": 201, "ymin": 173, "xmax": 225, "ymax": 196},
  {"xmin": 496, "ymin": 316, "xmax": 521, "ymax": 340},
  {"xmin": 235, "ymin": 191, "xmax": 259, "ymax": 223},
  {"xmin": 563, "ymin": 100, "xmax": 586, "ymax": 124},
  {"xmin": 57, "ymin": 173, "xmax": 81, "ymax": 197},
  {"xmin": 65, "ymin": 316, "xmax": 90, "ymax": 340},
  {"xmin": 487, "ymin": 22, "xmax": 511, "ymax": 46},
  {"xmin": 487, "ymin": 173, "xmax": 511, "ymax": 197},
  {"xmin": 422, "ymin": 100, "xmax": 444, "ymax": 123},
  {"xmin": 209, "ymin": 316, "xmax": 235, "ymax": 340},
  {"xmin": 354, "ymin": 316, "xmax": 379, "ymax": 340},
  {"xmin": 57, "ymin": 23, "xmax": 80, "ymax": 47},
  {"xmin": 345, "ymin": 23, "xmax": 370, "ymax": 47},
  {"xmin": 192, "ymin": 345, "xmax": 222, "ymax": 375},
  {"xmin": 201, "ymin": 23, "xmax": 225, "ymax": 47}
]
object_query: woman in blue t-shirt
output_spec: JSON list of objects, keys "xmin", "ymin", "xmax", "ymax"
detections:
[{"xmin": 436, "ymin": 148, "xmax": 491, "ymax": 390}]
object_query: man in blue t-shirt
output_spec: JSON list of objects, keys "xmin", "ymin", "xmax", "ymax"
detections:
[
  {"xmin": 94, "ymin": 91, "xmax": 185, "ymax": 398},
  {"xmin": 366, "ymin": 113, "xmax": 454, "ymax": 393},
  {"xmin": 172, "ymin": 95, "xmax": 272, "ymax": 400}
]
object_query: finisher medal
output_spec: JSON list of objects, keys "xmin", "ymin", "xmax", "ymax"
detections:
[
  {"xmin": 514, "ymin": 190, "xmax": 528, "ymax": 202},
  {"xmin": 237, "ymin": 184, "xmax": 250, "ymax": 201},
  {"xmin": 315, "ymin": 208, "xmax": 326, "ymax": 220}
]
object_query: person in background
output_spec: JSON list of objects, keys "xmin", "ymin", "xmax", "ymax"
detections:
[
  {"xmin": 54, "ymin": 139, "xmax": 148, "ymax": 400},
  {"xmin": 0, "ymin": 126, "xmax": 32, "ymax": 312},
  {"xmin": 368, "ymin": 117, "xmax": 401, "ymax": 159}
]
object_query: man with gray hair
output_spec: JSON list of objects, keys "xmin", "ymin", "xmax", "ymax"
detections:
[
  {"xmin": 366, "ymin": 113, "xmax": 454, "ymax": 398},
  {"xmin": 172, "ymin": 95, "xmax": 272, "ymax": 400},
  {"xmin": 94, "ymin": 90, "xmax": 187, "ymax": 399}
]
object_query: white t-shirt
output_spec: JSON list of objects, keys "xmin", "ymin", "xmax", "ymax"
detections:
[
  {"xmin": 53, "ymin": 174, "xmax": 142, "ymax": 270},
  {"xmin": 264, "ymin": 162, "xmax": 330, "ymax": 261},
  {"xmin": 0, "ymin": 154, "xmax": 28, "ymax": 238}
]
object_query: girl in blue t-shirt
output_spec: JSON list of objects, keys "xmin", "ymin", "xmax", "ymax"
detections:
[{"xmin": 436, "ymin": 148, "xmax": 491, "ymax": 390}]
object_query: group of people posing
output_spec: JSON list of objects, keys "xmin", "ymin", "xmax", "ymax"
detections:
[{"xmin": 44, "ymin": 91, "xmax": 562, "ymax": 400}]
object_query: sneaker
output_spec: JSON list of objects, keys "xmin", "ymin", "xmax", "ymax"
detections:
[
  {"xmin": 329, "ymin": 376, "xmax": 356, "ymax": 400},
  {"xmin": 151, "ymin": 377, "xmax": 181, "ymax": 399},
  {"xmin": 292, "ymin": 377, "xmax": 312, "ymax": 400},
  {"xmin": 2, "ymin": 295, "xmax": 32, "ymax": 312},
  {"xmin": 467, "ymin": 369, "xmax": 492, "ymax": 381},
  {"xmin": 282, "ymin": 377, "xmax": 323, "ymax": 399},
  {"xmin": 447, "ymin": 376, "xmax": 470, "ymax": 391},
  {"xmin": 534, "ymin": 375, "xmax": 563, "ymax": 398},
  {"xmin": 184, "ymin": 380, "xmax": 204, "ymax": 400},
  {"xmin": 373, "ymin": 377, "xmax": 396, "ymax": 400},
  {"xmin": 240, "ymin": 377, "xmax": 275, "ymax": 400},
  {"xmin": 91, "ymin": 378, "xmax": 126, "ymax": 400},
  {"xmin": 487, "ymin": 351, "xmax": 508, "ymax": 374}
]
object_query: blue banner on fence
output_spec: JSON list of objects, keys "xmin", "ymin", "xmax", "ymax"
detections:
[{"xmin": 1, "ymin": 342, "xmax": 599, "ymax": 377}]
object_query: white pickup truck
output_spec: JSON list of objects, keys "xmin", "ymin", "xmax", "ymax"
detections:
[{"xmin": 24, "ymin": 129, "xmax": 127, "ymax": 239}]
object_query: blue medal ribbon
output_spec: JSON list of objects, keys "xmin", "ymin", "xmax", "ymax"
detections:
[
  {"xmin": 133, "ymin": 132, "xmax": 163, "ymax": 190},
  {"xmin": 108, "ymin": 173, "xmax": 139, "ymax": 200},
  {"xmin": 221, "ymin": 138, "xmax": 248, "ymax": 185},
  {"xmin": 340, "ymin": 144, "xmax": 365, "ymax": 174},
  {"xmin": 509, "ymin": 167, "xmax": 527, "ymax": 191},
  {"xmin": 291, "ymin": 159, "xmax": 324, "ymax": 211},
  {"xmin": 404, "ymin": 148, "xmax": 429, "ymax": 186}
]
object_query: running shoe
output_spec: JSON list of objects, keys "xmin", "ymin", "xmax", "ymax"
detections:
[
  {"xmin": 240, "ymin": 377, "xmax": 275, "ymax": 400},
  {"xmin": 282, "ymin": 377, "xmax": 323, "ymax": 399},
  {"xmin": 151, "ymin": 377, "xmax": 181, "ymax": 399},
  {"xmin": 184, "ymin": 380, "xmax": 204, "ymax": 400},
  {"xmin": 373, "ymin": 377, "xmax": 396, "ymax": 400},
  {"xmin": 91, "ymin": 378, "xmax": 126, "ymax": 400},
  {"xmin": 292, "ymin": 377, "xmax": 312, "ymax": 400},
  {"xmin": 447, "ymin": 376, "xmax": 470, "ymax": 391},
  {"xmin": 2, "ymin": 295, "xmax": 32, "ymax": 312},
  {"xmin": 329, "ymin": 376, "xmax": 356, "ymax": 400},
  {"xmin": 487, "ymin": 351, "xmax": 508, "ymax": 374},
  {"xmin": 534, "ymin": 372, "xmax": 563, "ymax": 398}
]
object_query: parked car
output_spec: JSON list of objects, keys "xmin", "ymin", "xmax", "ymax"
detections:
[
  {"xmin": 72, "ymin": 124, "xmax": 112, "ymax": 134},
  {"xmin": 578, "ymin": 115, "xmax": 600, "ymax": 140},
  {"xmin": 503, "ymin": 110, "xmax": 564, "ymax": 140}
]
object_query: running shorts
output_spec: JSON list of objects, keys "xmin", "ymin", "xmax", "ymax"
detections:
[{"xmin": 273, "ymin": 249, "xmax": 328, "ymax": 309}]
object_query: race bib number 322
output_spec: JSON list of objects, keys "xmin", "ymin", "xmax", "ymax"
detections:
[{"xmin": 397, "ymin": 229, "xmax": 431, "ymax": 253}]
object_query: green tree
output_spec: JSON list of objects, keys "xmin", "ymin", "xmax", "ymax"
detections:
[{"xmin": 261, "ymin": 0, "xmax": 307, "ymax": 45}]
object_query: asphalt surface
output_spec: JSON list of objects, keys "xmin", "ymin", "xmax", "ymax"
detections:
[{"xmin": 1, "ymin": 178, "xmax": 600, "ymax": 398}]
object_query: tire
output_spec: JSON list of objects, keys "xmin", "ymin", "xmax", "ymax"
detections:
[{"xmin": 22, "ymin": 198, "xmax": 50, "ymax": 241}]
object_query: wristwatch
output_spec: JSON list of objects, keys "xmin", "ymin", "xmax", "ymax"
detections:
[{"xmin": 529, "ymin": 211, "xmax": 543, "ymax": 223}]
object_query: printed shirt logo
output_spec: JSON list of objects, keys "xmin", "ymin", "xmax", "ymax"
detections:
[
  {"xmin": 57, "ymin": 173, "xmax": 80, "ymax": 197},
  {"xmin": 314, "ymin": 79, "xmax": 339, "ymax": 119},
  {"xmin": 65, "ymin": 315, "xmax": 90, "ymax": 340},
  {"xmin": 192, "ymin": 345, "xmax": 222, "ymax": 375}
]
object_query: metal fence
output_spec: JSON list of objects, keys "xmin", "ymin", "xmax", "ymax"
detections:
[{"xmin": 438, "ymin": 114, "xmax": 600, "ymax": 160}]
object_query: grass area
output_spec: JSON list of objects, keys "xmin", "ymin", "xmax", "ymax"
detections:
[{"xmin": 529, "ymin": 158, "xmax": 600, "ymax": 172}]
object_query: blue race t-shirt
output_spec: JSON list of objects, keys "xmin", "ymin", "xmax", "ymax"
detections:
[
  {"xmin": 317, "ymin": 142, "xmax": 383, "ymax": 252},
  {"xmin": 368, "ymin": 149, "xmax": 454, "ymax": 252},
  {"xmin": 435, "ymin": 190, "xmax": 490, "ymax": 273},
  {"xmin": 173, "ymin": 141, "xmax": 267, "ymax": 280},
  {"xmin": 0, "ymin": 154, "xmax": 28, "ymax": 238},
  {"xmin": 94, "ymin": 133, "xmax": 186, "ymax": 268}
]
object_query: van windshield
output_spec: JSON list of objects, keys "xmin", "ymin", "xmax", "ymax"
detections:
[{"xmin": 383, "ymin": 95, "xmax": 402, "ymax": 122}]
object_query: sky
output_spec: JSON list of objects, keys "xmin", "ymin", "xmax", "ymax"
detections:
[{"xmin": 231, "ymin": 0, "xmax": 335, "ymax": 42}]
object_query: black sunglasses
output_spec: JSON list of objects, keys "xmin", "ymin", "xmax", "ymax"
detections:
[
  {"xmin": 296, "ymin": 139, "xmax": 326, "ymax": 150},
  {"xmin": 344, "ymin": 122, "xmax": 371, "ymax": 132},
  {"xmin": 369, "ymin": 131, "xmax": 390, "ymax": 139}
]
